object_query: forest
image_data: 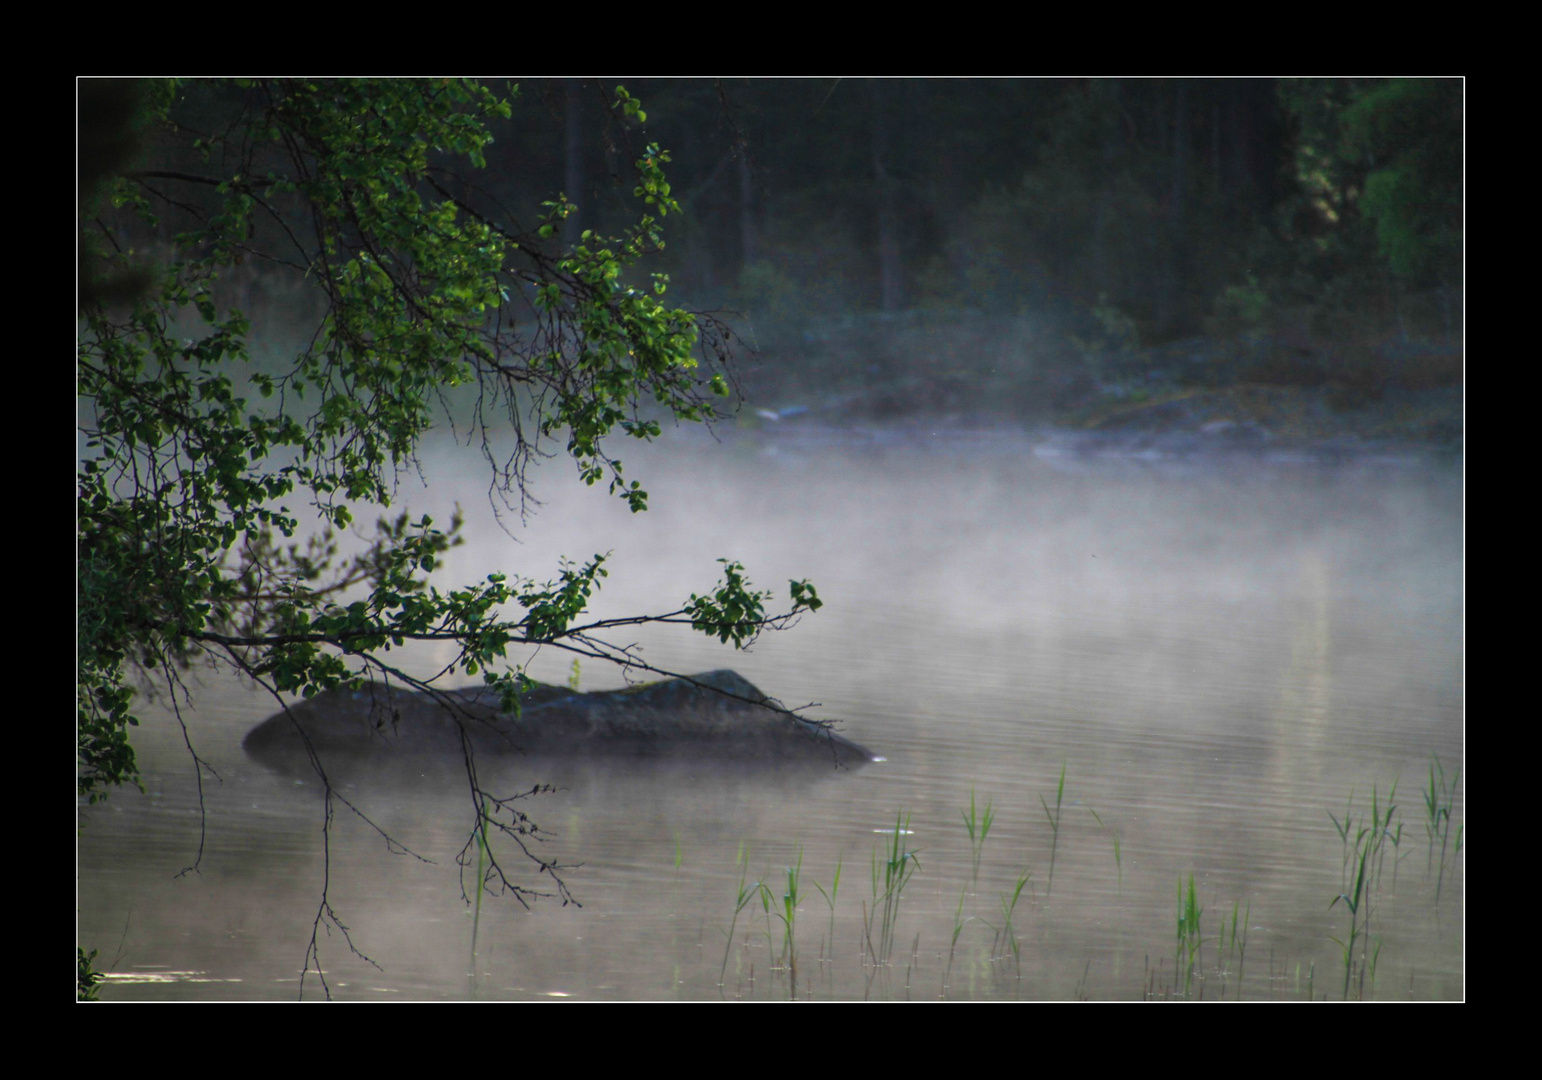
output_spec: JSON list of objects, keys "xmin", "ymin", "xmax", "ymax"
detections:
[{"xmin": 485, "ymin": 78, "xmax": 1463, "ymax": 428}]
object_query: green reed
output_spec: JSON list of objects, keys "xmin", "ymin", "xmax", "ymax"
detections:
[
  {"xmin": 698, "ymin": 752, "xmax": 1457, "ymax": 1000},
  {"xmin": 720, "ymin": 844, "xmax": 813, "ymax": 995},
  {"xmin": 1367, "ymin": 781, "xmax": 1401, "ymax": 893},
  {"xmin": 720, "ymin": 842, "xmax": 763, "ymax": 988},
  {"xmin": 1073, "ymin": 959, "xmax": 1092, "ymax": 999},
  {"xmin": 865, "ymin": 811, "xmax": 920, "ymax": 966},
  {"xmin": 1328, "ymin": 790, "xmax": 1361, "ymax": 892},
  {"xmin": 1042, "ymin": 760, "xmax": 1066, "ymax": 896},
  {"xmin": 1386, "ymin": 809, "xmax": 1408, "ymax": 892},
  {"xmin": 1221, "ymin": 898, "xmax": 1250, "ymax": 998},
  {"xmin": 469, "ymin": 794, "xmax": 491, "ymax": 971},
  {"xmin": 1088, "ymin": 807, "xmax": 1121, "ymax": 895},
  {"xmin": 811, "ymin": 854, "xmax": 842, "ymax": 963},
  {"xmin": 992, "ymin": 869, "xmax": 1031, "ymax": 977},
  {"xmin": 943, "ymin": 887, "xmax": 971, "ymax": 994},
  {"xmin": 1330, "ymin": 842, "xmax": 1369, "ymax": 999},
  {"xmin": 774, "ymin": 845, "xmax": 805, "ymax": 983},
  {"xmin": 756, "ymin": 879, "xmax": 776, "ymax": 968},
  {"xmin": 961, "ymin": 788, "xmax": 995, "ymax": 887},
  {"xmin": 1325, "ymin": 777, "xmax": 1404, "ymax": 999},
  {"xmin": 1176, "ymin": 873, "xmax": 1202, "ymax": 998},
  {"xmin": 1422, "ymin": 755, "xmax": 1462, "ymax": 906}
]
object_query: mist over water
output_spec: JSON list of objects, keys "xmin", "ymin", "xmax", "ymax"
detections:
[{"xmin": 78, "ymin": 425, "xmax": 1463, "ymax": 1000}]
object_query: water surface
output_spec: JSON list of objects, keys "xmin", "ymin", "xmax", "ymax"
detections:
[{"xmin": 78, "ymin": 425, "xmax": 1464, "ymax": 1000}]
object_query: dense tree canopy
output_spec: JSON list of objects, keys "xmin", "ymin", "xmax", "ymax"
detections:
[
  {"xmin": 530, "ymin": 79, "xmax": 1458, "ymax": 398},
  {"xmin": 78, "ymin": 78, "xmax": 820, "ymax": 847}
]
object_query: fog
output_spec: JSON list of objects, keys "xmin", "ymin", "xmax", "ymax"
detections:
[{"xmin": 78, "ymin": 423, "xmax": 1462, "ymax": 1000}]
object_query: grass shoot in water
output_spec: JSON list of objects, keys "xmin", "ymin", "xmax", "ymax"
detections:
[
  {"xmin": 992, "ymin": 869, "xmax": 1031, "ymax": 977},
  {"xmin": 470, "ymin": 794, "xmax": 491, "ymax": 975},
  {"xmin": 866, "ymin": 811, "xmax": 919, "ymax": 966},
  {"xmin": 720, "ymin": 842, "xmax": 761, "ymax": 988},
  {"xmin": 775, "ymin": 845, "xmax": 805, "ymax": 990},
  {"xmin": 1422, "ymin": 755, "xmax": 1462, "ymax": 906},
  {"xmin": 1088, "ymin": 806, "xmax": 1121, "ymax": 895},
  {"xmin": 1221, "ymin": 898, "xmax": 1250, "ymax": 999},
  {"xmin": 1042, "ymin": 760, "xmax": 1067, "ymax": 896},
  {"xmin": 700, "ymin": 756, "xmax": 1456, "ymax": 1000},
  {"xmin": 1330, "ymin": 843, "xmax": 1369, "ymax": 999},
  {"xmin": 1176, "ymin": 873, "xmax": 1202, "ymax": 998},
  {"xmin": 811, "ymin": 854, "xmax": 842, "ymax": 965},
  {"xmin": 943, "ymin": 887, "xmax": 970, "ymax": 996},
  {"xmin": 961, "ymin": 787, "xmax": 995, "ymax": 887}
]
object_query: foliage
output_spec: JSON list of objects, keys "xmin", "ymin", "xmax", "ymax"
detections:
[
  {"xmin": 1212, "ymin": 273, "xmax": 1270, "ymax": 332},
  {"xmin": 1341, "ymin": 79, "xmax": 1463, "ymax": 286},
  {"xmin": 77, "ymin": 78, "xmax": 822, "ymax": 806},
  {"xmin": 667, "ymin": 78, "xmax": 1456, "ymax": 400},
  {"xmin": 1270, "ymin": 78, "xmax": 1462, "ymax": 301},
  {"xmin": 78, "ymin": 947, "xmax": 105, "ymax": 1002}
]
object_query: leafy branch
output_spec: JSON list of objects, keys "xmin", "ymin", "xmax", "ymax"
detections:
[{"xmin": 78, "ymin": 78, "xmax": 824, "ymax": 996}]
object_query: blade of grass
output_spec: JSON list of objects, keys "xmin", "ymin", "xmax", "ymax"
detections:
[{"xmin": 1041, "ymin": 760, "xmax": 1066, "ymax": 896}]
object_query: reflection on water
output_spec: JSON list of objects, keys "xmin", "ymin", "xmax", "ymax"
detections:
[{"xmin": 78, "ymin": 427, "xmax": 1463, "ymax": 1000}]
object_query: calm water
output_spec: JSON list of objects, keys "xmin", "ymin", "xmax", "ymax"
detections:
[{"xmin": 78, "ymin": 425, "xmax": 1464, "ymax": 1000}]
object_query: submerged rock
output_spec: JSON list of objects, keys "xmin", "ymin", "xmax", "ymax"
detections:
[{"xmin": 243, "ymin": 670, "xmax": 876, "ymax": 768}]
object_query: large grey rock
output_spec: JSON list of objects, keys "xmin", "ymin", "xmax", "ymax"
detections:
[{"xmin": 243, "ymin": 670, "xmax": 875, "ymax": 768}]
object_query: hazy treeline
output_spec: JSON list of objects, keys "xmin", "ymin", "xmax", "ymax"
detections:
[
  {"xmin": 488, "ymin": 82, "xmax": 1453, "ymax": 318},
  {"xmin": 103, "ymin": 78, "xmax": 1464, "ymax": 419},
  {"xmin": 481, "ymin": 78, "xmax": 1462, "ymax": 414}
]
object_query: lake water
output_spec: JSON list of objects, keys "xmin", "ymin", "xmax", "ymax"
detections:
[{"xmin": 77, "ymin": 424, "xmax": 1464, "ymax": 1000}]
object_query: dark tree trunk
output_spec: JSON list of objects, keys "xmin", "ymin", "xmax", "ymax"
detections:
[
  {"xmin": 1161, "ymin": 80, "xmax": 1191, "ymax": 337},
  {"xmin": 871, "ymin": 81, "xmax": 903, "ymax": 312},
  {"xmin": 1212, "ymin": 92, "xmax": 1224, "ymax": 205},
  {"xmin": 737, "ymin": 147, "xmax": 758, "ymax": 268},
  {"xmin": 1092, "ymin": 80, "xmax": 1124, "ymax": 297},
  {"xmin": 562, "ymin": 78, "xmax": 584, "ymax": 247}
]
